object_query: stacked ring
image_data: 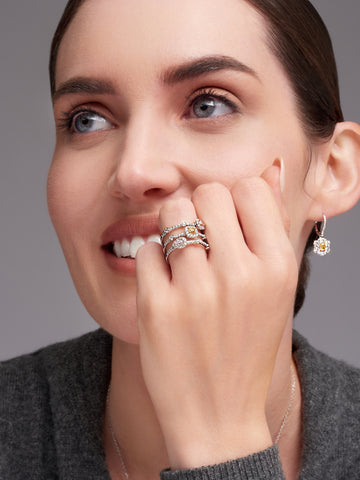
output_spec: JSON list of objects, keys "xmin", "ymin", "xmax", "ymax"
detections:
[
  {"xmin": 161, "ymin": 219, "xmax": 210, "ymax": 262},
  {"xmin": 160, "ymin": 219, "xmax": 205, "ymax": 241},
  {"xmin": 162, "ymin": 227, "xmax": 207, "ymax": 249}
]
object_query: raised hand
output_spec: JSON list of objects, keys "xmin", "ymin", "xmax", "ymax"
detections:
[{"xmin": 135, "ymin": 162, "xmax": 298, "ymax": 470}]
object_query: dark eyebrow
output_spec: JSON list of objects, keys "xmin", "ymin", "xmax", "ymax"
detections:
[
  {"xmin": 52, "ymin": 78, "xmax": 116, "ymax": 102},
  {"xmin": 161, "ymin": 55, "xmax": 259, "ymax": 85},
  {"xmin": 52, "ymin": 55, "xmax": 258, "ymax": 102}
]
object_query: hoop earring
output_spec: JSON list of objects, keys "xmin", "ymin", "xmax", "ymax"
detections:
[{"xmin": 313, "ymin": 214, "xmax": 331, "ymax": 256}]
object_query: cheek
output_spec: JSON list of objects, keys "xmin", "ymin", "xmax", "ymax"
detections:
[
  {"xmin": 181, "ymin": 119, "xmax": 304, "ymax": 187},
  {"xmin": 46, "ymin": 150, "xmax": 108, "ymax": 292},
  {"xmin": 47, "ymin": 149, "xmax": 103, "ymax": 242},
  {"xmin": 47, "ymin": 162, "xmax": 79, "ymax": 246}
]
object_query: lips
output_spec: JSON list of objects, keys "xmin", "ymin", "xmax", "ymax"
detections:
[{"xmin": 101, "ymin": 216, "xmax": 161, "ymax": 260}]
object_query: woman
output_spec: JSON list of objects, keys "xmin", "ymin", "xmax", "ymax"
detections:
[{"xmin": 1, "ymin": 0, "xmax": 360, "ymax": 478}]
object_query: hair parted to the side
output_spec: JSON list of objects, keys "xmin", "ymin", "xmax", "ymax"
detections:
[{"xmin": 49, "ymin": 0, "xmax": 344, "ymax": 316}]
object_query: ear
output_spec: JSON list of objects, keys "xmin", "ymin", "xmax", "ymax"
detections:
[{"xmin": 307, "ymin": 121, "xmax": 360, "ymax": 220}]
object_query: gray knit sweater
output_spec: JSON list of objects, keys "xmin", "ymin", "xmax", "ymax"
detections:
[{"xmin": 0, "ymin": 329, "xmax": 359, "ymax": 479}]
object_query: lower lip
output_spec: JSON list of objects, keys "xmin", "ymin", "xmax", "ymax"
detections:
[{"xmin": 103, "ymin": 249, "xmax": 137, "ymax": 275}]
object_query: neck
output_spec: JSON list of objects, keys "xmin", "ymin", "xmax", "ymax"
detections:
[
  {"xmin": 105, "ymin": 340, "xmax": 169, "ymax": 478},
  {"xmin": 104, "ymin": 320, "xmax": 301, "ymax": 478}
]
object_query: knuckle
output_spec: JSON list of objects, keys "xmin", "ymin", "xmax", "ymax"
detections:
[
  {"xmin": 160, "ymin": 197, "xmax": 193, "ymax": 220},
  {"xmin": 232, "ymin": 175, "xmax": 264, "ymax": 193},
  {"xmin": 268, "ymin": 254, "xmax": 298, "ymax": 292},
  {"xmin": 231, "ymin": 176, "xmax": 273, "ymax": 204},
  {"xmin": 184, "ymin": 277, "xmax": 215, "ymax": 306},
  {"xmin": 221, "ymin": 261, "xmax": 253, "ymax": 292},
  {"xmin": 193, "ymin": 182, "xmax": 230, "ymax": 204}
]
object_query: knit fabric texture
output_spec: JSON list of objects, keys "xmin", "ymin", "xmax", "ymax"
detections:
[{"xmin": 0, "ymin": 329, "xmax": 359, "ymax": 479}]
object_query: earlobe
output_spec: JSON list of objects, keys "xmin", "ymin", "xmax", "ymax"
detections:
[{"xmin": 309, "ymin": 121, "xmax": 360, "ymax": 220}]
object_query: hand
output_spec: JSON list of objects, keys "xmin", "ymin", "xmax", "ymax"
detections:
[{"xmin": 135, "ymin": 162, "xmax": 298, "ymax": 470}]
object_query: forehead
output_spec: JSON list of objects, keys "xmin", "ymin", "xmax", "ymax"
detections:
[{"xmin": 56, "ymin": 0, "xmax": 277, "ymax": 87}]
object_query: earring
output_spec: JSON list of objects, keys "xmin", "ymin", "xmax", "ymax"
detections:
[{"xmin": 313, "ymin": 214, "xmax": 331, "ymax": 256}]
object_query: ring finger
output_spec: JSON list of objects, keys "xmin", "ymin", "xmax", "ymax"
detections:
[{"xmin": 159, "ymin": 197, "xmax": 209, "ymax": 281}]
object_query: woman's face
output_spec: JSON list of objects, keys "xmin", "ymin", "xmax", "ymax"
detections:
[{"xmin": 48, "ymin": 0, "xmax": 316, "ymax": 342}]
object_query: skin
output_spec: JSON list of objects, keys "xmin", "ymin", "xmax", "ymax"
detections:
[{"xmin": 48, "ymin": 0, "xmax": 360, "ymax": 478}]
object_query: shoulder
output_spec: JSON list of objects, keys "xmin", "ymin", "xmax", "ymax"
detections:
[
  {"xmin": 0, "ymin": 328, "xmax": 112, "ymax": 410},
  {"xmin": 293, "ymin": 329, "xmax": 360, "ymax": 477},
  {"xmin": 293, "ymin": 328, "xmax": 360, "ymax": 403},
  {"xmin": 0, "ymin": 328, "xmax": 111, "ymax": 392},
  {"xmin": 0, "ymin": 329, "xmax": 112, "ymax": 476}
]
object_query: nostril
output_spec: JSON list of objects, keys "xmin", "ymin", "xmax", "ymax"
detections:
[{"xmin": 144, "ymin": 187, "xmax": 168, "ymax": 197}]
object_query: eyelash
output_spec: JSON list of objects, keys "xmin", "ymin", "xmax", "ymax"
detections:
[
  {"xmin": 186, "ymin": 87, "xmax": 241, "ymax": 116},
  {"xmin": 56, "ymin": 105, "xmax": 100, "ymax": 133},
  {"xmin": 56, "ymin": 88, "xmax": 240, "ymax": 134}
]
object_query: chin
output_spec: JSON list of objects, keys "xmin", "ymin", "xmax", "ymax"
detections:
[
  {"xmin": 87, "ymin": 298, "xmax": 140, "ymax": 345},
  {"xmin": 66, "ymin": 253, "xmax": 141, "ymax": 344}
]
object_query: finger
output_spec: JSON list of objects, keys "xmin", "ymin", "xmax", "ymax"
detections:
[
  {"xmin": 159, "ymin": 197, "xmax": 209, "ymax": 281},
  {"xmin": 136, "ymin": 241, "xmax": 171, "ymax": 318},
  {"xmin": 231, "ymin": 174, "xmax": 291, "ymax": 260},
  {"xmin": 136, "ymin": 240, "xmax": 170, "ymax": 288},
  {"xmin": 192, "ymin": 182, "xmax": 249, "ymax": 272},
  {"xmin": 261, "ymin": 159, "xmax": 290, "ymax": 237}
]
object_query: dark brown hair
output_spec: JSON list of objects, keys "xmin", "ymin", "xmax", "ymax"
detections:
[
  {"xmin": 49, "ymin": 0, "xmax": 344, "ymax": 316},
  {"xmin": 49, "ymin": 0, "xmax": 85, "ymax": 97}
]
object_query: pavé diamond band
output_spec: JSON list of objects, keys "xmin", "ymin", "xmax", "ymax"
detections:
[
  {"xmin": 165, "ymin": 238, "xmax": 210, "ymax": 262},
  {"xmin": 161, "ymin": 219, "xmax": 209, "ymax": 262},
  {"xmin": 160, "ymin": 219, "xmax": 205, "ymax": 242},
  {"xmin": 162, "ymin": 227, "xmax": 207, "ymax": 250}
]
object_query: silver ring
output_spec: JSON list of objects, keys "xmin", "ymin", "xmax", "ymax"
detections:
[
  {"xmin": 165, "ymin": 237, "xmax": 210, "ymax": 262},
  {"xmin": 162, "ymin": 226, "xmax": 207, "ymax": 250},
  {"xmin": 160, "ymin": 219, "xmax": 205, "ymax": 242}
]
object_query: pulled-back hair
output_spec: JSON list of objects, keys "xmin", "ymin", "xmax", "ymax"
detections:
[{"xmin": 49, "ymin": 0, "xmax": 344, "ymax": 316}]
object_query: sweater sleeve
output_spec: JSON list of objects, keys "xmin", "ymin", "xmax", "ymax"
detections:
[{"xmin": 160, "ymin": 445, "xmax": 285, "ymax": 480}]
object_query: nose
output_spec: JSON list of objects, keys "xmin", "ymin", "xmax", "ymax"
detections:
[{"xmin": 107, "ymin": 113, "xmax": 182, "ymax": 202}]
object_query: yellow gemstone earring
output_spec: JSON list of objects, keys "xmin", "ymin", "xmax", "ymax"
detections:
[{"xmin": 313, "ymin": 214, "xmax": 331, "ymax": 256}]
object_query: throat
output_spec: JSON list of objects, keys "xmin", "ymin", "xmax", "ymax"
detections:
[{"xmin": 104, "ymin": 338, "xmax": 170, "ymax": 478}]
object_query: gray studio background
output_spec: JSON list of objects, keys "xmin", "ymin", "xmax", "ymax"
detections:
[{"xmin": 0, "ymin": 1, "xmax": 359, "ymax": 364}]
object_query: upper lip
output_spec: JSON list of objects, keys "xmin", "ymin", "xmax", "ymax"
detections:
[{"xmin": 101, "ymin": 214, "xmax": 160, "ymax": 246}]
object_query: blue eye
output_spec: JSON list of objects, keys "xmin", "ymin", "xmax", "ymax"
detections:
[
  {"xmin": 190, "ymin": 94, "xmax": 236, "ymax": 119},
  {"xmin": 72, "ymin": 111, "xmax": 111, "ymax": 133}
]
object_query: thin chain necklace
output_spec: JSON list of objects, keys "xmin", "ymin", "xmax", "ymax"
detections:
[
  {"xmin": 274, "ymin": 363, "xmax": 296, "ymax": 445},
  {"xmin": 106, "ymin": 386, "xmax": 130, "ymax": 480},
  {"xmin": 106, "ymin": 363, "xmax": 296, "ymax": 479}
]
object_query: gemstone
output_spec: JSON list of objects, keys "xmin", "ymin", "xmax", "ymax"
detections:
[
  {"xmin": 173, "ymin": 238, "xmax": 187, "ymax": 249},
  {"xmin": 195, "ymin": 219, "xmax": 205, "ymax": 230},
  {"xmin": 313, "ymin": 237, "xmax": 330, "ymax": 256},
  {"xmin": 319, "ymin": 242, "xmax": 326, "ymax": 252},
  {"xmin": 185, "ymin": 226, "xmax": 198, "ymax": 238}
]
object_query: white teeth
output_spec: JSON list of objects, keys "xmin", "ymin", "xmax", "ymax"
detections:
[
  {"xmin": 147, "ymin": 234, "xmax": 161, "ymax": 245},
  {"xmin": 113, "ymin": 239, "xmax": 130, "ymax": 258},
  {"xmin": 112, "ymin": 235, "xmax": 161, "ymax": 258},
  {"xmin": 113, "ymin": 240, "xmax": 125, "ymax": 258},
  {"xmin": 120, "ymin": 238, "xmax": 130, "ymax": 257},
  {"xmin": 129, "ymin": 236, "xmax": 145, "ymax": 258}
]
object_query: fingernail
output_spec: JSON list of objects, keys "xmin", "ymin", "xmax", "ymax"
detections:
[
  {"xmin": 272, "ymin": 158, "xmax": 285, "ymax": 193},
  {"xmin": 279, "ymin": 157, "xmax": 285, "ymax": 193}
]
